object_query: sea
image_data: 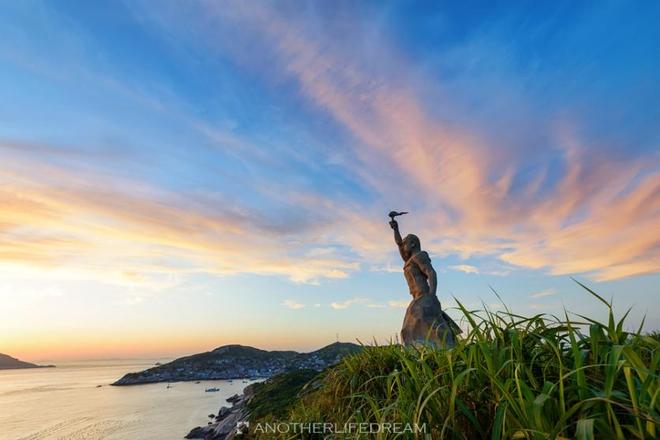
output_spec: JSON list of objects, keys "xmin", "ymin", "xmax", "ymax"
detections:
[{"xmin": 0, "ymin": 360, "xmax": 256, "ymax": 440}]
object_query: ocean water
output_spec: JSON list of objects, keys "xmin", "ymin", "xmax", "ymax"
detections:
[{"xmin": 0, "ymin": 360, "xmax": 255, "ymax": 440}]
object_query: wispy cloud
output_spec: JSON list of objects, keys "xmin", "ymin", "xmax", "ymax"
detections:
[
  {"xmin": 331, "ymin": 297, "xmax": 368, "ymax": 310},
  {"xmin": 183, "ymin": 2, "xmax": 659, "ymax": 282},
  {"xmin": 448, "ymin": 264, "xmax": 480, "ymax": 274},
  {"xmin": 531, "ymin": 289, "xmax": 557, "ymax": 299},
  {"xmin": 0, "ymin": 1, "xmax": 658, "ymax": 290},
  {"xmin": 366, "ymin": 303, "xmax": 386, "ymax": 308},
  {"xmin": 281, "ymin": 299, "xmax": 305, "ymax": 310},
  {"xmin": 0, "ymin": 151, "xmax": 361, "ymax": 285},
  {"xmin": 387, "ymin": 300, "xmax": 409, "ymax": 309}
]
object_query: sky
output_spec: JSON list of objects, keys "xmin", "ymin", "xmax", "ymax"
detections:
[{"xmin": 0, "ymin": 1, "xmax": 658, "ymax": 361}]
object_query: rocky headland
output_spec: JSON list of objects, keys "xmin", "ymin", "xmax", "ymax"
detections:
[
  {"xmin": 113, "ymin": 342, "xmax": 361, "ymax": 385},
  {"xmin": 0, "ymin": 353, "xmax": 54, "ymax": 370}
]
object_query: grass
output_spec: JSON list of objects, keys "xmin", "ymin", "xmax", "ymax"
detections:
[
  {"xmin": 249, "ymin": 282, "xmax": 659, "ymax": 439},
  {"xmin": 246, "ymin": 369, "xmax": 320, "ymax": 420}
]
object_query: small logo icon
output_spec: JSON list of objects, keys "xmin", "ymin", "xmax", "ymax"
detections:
[{"xmin": 236, "ymin": 421, "xmax": 249, "ymax": 435}]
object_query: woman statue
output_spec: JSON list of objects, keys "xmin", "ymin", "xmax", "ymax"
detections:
[{"xmin": 389, "ymin": 216, "xmax": 461, "ymax": 347}]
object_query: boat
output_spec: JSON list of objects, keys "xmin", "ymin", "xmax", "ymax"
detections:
[{"xmin": 205, "ymin": 387, "xmax": 220, "ymax": 392}]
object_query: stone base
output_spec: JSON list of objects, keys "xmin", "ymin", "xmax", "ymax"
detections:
[{"xmin": 401, "ymin": 294, "xmax": 459, "ymax": 348}]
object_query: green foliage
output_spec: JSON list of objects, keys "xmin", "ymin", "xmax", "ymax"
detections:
[
  {"xmin": 307, "ymin": 342, "xmax": 364, "ymax": 362},
  {"xmin": 253, "ymin": 283, "xmax": 659, "ymax": 439},
  {"xmin": 247, "ymin": 369, "xmax": 321, "ymax": 420}
]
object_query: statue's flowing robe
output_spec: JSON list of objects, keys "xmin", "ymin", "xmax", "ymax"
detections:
[{"xmin": 401, "ymin": 251, "xmax": 461, "ymax": 347}]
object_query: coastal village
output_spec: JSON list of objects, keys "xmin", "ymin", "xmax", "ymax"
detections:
[{"xmin": 113, "ymin": 342, "xmax": 361, "ymax": 386}]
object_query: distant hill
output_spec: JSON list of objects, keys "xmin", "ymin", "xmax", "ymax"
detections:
[
  {"xmin": 113, "ymin": 342, "xmax": 362, "ymax": 385},
  {"xmin": 0, "ymin": 353, "xmax": 54, "ymax": 370}
]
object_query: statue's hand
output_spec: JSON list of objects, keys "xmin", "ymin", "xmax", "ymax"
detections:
[{"xmin": 389, "ymin": 220, "xmax": 398, "ymax": 230}]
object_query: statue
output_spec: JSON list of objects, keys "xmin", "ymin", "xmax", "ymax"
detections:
[{"xmin": 389, "ymin": 211, "xmax": 461, "ymax": 347}]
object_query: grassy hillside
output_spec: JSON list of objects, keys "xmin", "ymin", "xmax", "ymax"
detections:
[
  {"xmin": 246, "ymin": 369, "xmax": 320, "ymax": 420},
  {"xmin": 247, "ymin": 284, "xmax": 659, "ymax": 439},
  {"xmin": 301, "ymin": 342, "xmax": 363, "ymax": 363}
]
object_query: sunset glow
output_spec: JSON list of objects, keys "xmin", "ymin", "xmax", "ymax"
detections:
[{"xmin": 1, "ymin": 1, "xmax": 658, "ymax": 361}]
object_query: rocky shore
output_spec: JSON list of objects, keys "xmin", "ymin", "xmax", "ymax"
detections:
[
  {"xmin": 185, "ymin": 369, "xmax": 320, "ymax": 440},
  {"xmin": 113, "ymin": 342, "xmax": 360, "ymax": 385},
  {"xmin": 185, "ymin": 387, "xmax": 255, "ymax": 440}
]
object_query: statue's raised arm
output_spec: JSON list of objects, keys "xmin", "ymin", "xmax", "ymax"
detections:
[
  {"xmin": 389, "ymin": 219, "xmax": 406, "ymax": 261},
  {"xmin": 388, "ymin": 211, "xmax": 408, "ymax": 262}
]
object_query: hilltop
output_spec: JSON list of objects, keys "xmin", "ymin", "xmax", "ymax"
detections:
[
  {"xmin": 0, "ymin": 353, "xmax": 54, "ymax": 370},
  {"xmin": 113, "ymin": 342, "xmax": 361, "ymax": 385}
]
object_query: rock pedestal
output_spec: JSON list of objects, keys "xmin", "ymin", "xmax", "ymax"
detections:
[{"xmin": 401, "ymin": 294, "xmax": 458, "ymax": 348}]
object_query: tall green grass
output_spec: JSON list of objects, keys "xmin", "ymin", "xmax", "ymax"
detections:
[{"xmin": 258, "ymin": 283, "xmax": 658, "ymax": 439}]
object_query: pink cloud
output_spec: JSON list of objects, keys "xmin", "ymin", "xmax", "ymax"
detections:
[{"xmin": 196, "ymin": 3, "xmax": 659, "ymax": 280}]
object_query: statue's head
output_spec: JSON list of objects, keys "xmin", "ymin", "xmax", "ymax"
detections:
[{"xmin": 402, "ymin": 234, "xmax": 421, "ymax": 260}]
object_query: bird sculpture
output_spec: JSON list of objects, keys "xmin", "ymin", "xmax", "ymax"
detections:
[{"xmin": 388, "ymin": 211, "xmax": 409, "ymax": 221}]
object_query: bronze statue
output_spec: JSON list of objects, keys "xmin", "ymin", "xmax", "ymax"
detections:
[{"xmin": 389, "ymin": 212, "xmax": 460, "ymax": 347}]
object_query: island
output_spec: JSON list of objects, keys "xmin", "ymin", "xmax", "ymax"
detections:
[
  {"xmin": 112, "ymin": 342, "xmax": 361, "ymax": 385},
  {"xmin": 0, "ymin": 353, "xmax": 54, "ymax": 370}
]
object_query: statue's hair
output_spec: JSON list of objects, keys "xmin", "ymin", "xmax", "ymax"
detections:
[{"xmin": 403, "ymin": 234, "xmax": 420, "ymax": 249}]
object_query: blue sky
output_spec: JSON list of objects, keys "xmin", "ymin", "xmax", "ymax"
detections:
[{"xmin": 0, "ymin": 1, "xmax": 658, "ymax": 360}]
